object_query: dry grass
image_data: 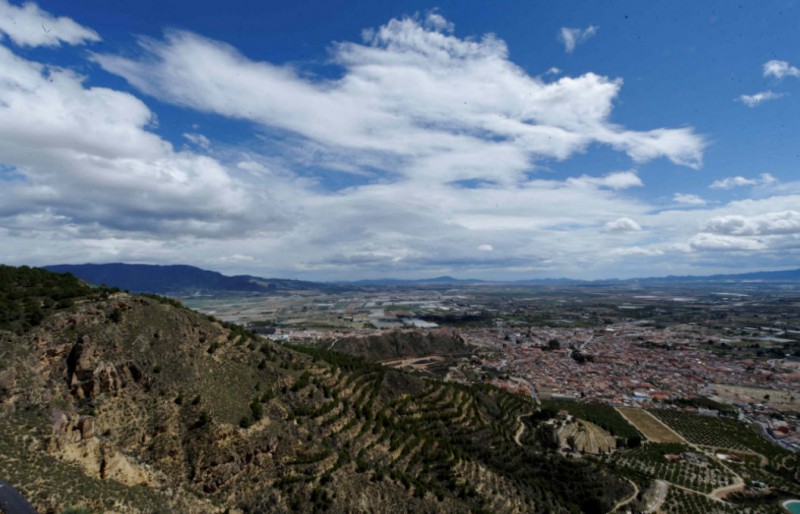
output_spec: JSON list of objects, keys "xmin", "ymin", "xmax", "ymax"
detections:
[
  {"xmin": 616, "ymin": 407, "xmax": 683, "ymax": 443},
  {"xmin": 711, "ymin": 384, "xmax": 800, "ymax": 413}
]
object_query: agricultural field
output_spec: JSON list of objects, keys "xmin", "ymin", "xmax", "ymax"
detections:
[
  {"xmin": 649, "ymin": 408, "xmax": 800, "ymax": 494},
  {"xmin": 724, "ymin": 452, "xmax": 800, "ymax": 496},
  {"xmin": 649, "ymin": 409, "xmax": 794, "ymax": 465},
  {"xmin": 616, "ymin": 407, "xmax": 684, "ymax": 443},
  {"xmin": 606, "ymin": 443, "xmax": 738, "ymax": 494}
]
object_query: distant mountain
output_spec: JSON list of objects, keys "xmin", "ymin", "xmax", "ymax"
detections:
[
  {"xmin": 43, "ymin": 263, "xmax": 323, "ymax": 294},
  {"xmin": 344, "ymin": 268, "xmax": 800, "ymax": 287},
  {"xmin": 42, "ymin": 263, "xmax": 800, "ymax": 295},
  {"xmin": 623, "ymin": 268, "xmax": 800, "ymax": 284},
  {"xmin": 345, "ymin": 275, "xmax": 486, "ymax": 286}
]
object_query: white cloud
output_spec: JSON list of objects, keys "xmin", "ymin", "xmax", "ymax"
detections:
[
  {"xmin": 558, "ymin": 25, "xmax": 598, "ymax": 54},
  {"xmin": 423, "ymin": 11, "xmax": 454, "ymax": 33},
  {"xmin": 673, "ymin": 193, "xmax": 706, "ymax": 205},
  {"xmin": 710, "ymin": 173, "xmax": 776, "ymax": 189},
  {"xmin": 92, "ymin": 15, "xmax": 704, "ymax": 184},
  {"xmin": 738, "ymin": 90, "xmax": 783, "ymax": 107},
  {"xmin": 568, "ymin": 171, "xmax": 643, "ymax": 190},
  {"xmin": 183, "ymin": 132, "xmax": 211, "ymax": 150},
  {"xmin": 220, "ymin": 254, "xmax": 254, "ymax": 262},
  {"xmin": 703, "ymin": 210, "xmax": 800, "ymax": 236},
  {"xmin": 688, "ymin": 233, "xmax": 765, "ymax": 251},
  {"xmin": 477, "ymin": 244, "xmax": 493, "ymax": 252},
  {"xmin": 608, "ymin": 246, "xmax": 664, "ymax": 257},
  {"xmin": 0, "ymin": 0, "xmax": 99, "ymax": 47},
  {"xmin": 603, "ymin": 217, "xmax": 642, "ymax": 233},
  {"xmin": 763, "ymin": 59, "xmax": 800, "ymax": 79},
  {"xmin": 0, "ymin": 44, "xmax": 276, "ymax": 239}
]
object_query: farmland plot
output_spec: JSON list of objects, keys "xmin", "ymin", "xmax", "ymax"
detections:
[{"xmin": 616, "ymin": 407, "xmax": 683, "ymax": 443}]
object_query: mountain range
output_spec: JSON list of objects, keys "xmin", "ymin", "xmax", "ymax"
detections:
[
  {"xmin": 43, "ymin": 263, "xmax": 800, "ymax": 295},
  {"xmin": 44, "ymin": 263, "xmax": 322, "ymax": 294}
]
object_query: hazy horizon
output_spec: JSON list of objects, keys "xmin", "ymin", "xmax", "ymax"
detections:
[{"xmin": 40, "ymin": 261, "xmax": 800, "ymax": 283}]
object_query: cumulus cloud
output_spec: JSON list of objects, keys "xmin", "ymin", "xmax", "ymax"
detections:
[
  {"xmin": 0, "ymin": 0, "xmax": 99, "ymax": 47},
  {"xmin": 558, "ymin": 25, "xmax": 598, "ymax": 54},
  {"xmin": 738, "ymin": 90, "xmax": 783, "ymax": 107},
  {"xmin": 0, "ymin": 43, "xmax": 277, "ymax": 239},
  {"xmin": 763, "ymin": 59, "xmax": 800, "ymax": 79},
  {"xmin": 710, "ymin": 173, "xmax": 776, "ymax": 189},
  {"xmin": 673, "ymin": 193, "xmax": 706, "ymax": 205},
  {"xmin": 603, "ymin": 217, "xmax": 642, "ymax": 233},
  {"xmin": 703, "ymin": 210, "xmax": 800, "ymax": 236},
  {"xmin": 92, "ymin": 15, "xmax": 704, "ymax": 184},
  {"xmin": 679, "ymin": 209, "xmax": 800, "ymax": 257},
  {"xmin": 688, "ymin": 233, "xmax": 765, "ymax": 251}
]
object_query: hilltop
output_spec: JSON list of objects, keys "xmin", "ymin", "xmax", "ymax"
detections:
[{"xmin": 0, "ymin": 265, "xmax": 630, "ymax": 513}]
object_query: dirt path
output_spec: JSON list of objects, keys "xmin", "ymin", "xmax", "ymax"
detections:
[
  {"xmin": 513, "ymin": 413, "xmax": 530, "ymax": 447},
  {"xmin": 611, "ymin": 478, "xmax": 639, "ymax": 513},
  {"xmin": 643, "ymin": 480, "xmax": 669, "ymax": 513},
  {"xmin": 700, "ymin": 445, "xmax": 768, "ymax": 466},
  {"xmin": 710, "ymin": 481, "xmax": 745, "ymax": 500},
  {"xmin": 705, "ymin": 448, "xmax": 745, "ymax": 500}
]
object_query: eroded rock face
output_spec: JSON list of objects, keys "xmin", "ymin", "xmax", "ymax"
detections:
[
  {"xmin": 48, "ymin": 410, "xmax": 152, "ymax": 486},
  {"xmin": 555, "ymin": 417, "xmax": 616, "ymax": 454},
  {"xmin": 65, "ymin": 335, "xmax": 146, "ymax": 400}
]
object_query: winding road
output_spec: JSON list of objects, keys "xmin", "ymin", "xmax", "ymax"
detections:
[{"xmin": 611, "ymin": 478, "xmax": 640, "ymax": 513}]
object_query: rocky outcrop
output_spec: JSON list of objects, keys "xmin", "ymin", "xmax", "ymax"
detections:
[
  {"xmin": 555, "ymin": 416, "xmax": 616, "ymax": 454},
  {"xmin": 48, "ymin": 411, "xmax": 153, "ymax": 486}
]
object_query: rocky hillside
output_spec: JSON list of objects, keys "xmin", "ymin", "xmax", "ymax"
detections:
[{"xmin": 0, "ymin": 266, "xmax": 631, "ymax": 513}]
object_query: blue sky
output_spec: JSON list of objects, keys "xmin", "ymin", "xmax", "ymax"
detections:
[{"xmin": 1, "ymin": 0, "xmax": 799, "ymax": 280}]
